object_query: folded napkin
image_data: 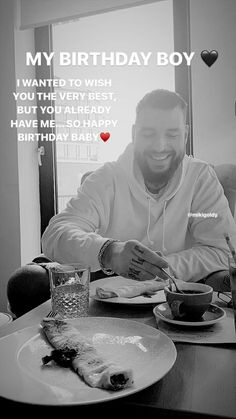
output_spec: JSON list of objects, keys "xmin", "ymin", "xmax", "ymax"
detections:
[{"xmin": 96, "ymin": 279, "xmax": 166, "ymax": 299}]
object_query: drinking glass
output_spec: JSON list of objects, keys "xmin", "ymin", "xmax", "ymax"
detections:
[
  {"xmin": 228, "ymin": 256, "xmax": 236, "ymax": 330},
  {"xmin": 49, "ymin": 264, "xmax": 90, "ymax": 318}
]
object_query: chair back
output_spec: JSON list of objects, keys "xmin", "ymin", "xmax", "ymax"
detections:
[{"xmin": 213, "ymin": 164, "xmax": 236, "ymax": 217}]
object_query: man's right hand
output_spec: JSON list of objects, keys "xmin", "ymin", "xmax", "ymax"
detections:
[{"xmin": 102, "ymin": 239, "xmax": 169, "ymax": 281}]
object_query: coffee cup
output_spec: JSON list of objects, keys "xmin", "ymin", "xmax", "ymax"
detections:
[{"xmin": 164, "ymin": 282, "xmax": 213, "ymax": 320}]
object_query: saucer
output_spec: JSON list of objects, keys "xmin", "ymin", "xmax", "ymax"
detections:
[{"xmin": 153, "ymin": 303, "xmax": 226, "ymax": 327}]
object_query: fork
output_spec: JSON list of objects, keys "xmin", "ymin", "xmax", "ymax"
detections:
[
  {"xmin": 160, "ymin": 268, "xmax": 184, "ymax": 294},
  {"xmin": 46, "ymin": 310, "xmax": 56, "ymax": 318}
]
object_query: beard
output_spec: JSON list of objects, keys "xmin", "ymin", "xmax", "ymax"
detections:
[{"xmin": 134, "ymin": 148, "xmax": 185, "ymax": 190}]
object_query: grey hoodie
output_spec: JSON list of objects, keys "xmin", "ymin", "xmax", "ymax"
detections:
[{"xmin": 42, "ymin": 143, "xmax": 236, "ymax": 281}]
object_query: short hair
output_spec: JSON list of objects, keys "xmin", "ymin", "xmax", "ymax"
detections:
[{"xmin": 136, "ymin": 89, "xmax": 187, "ymax": 121}]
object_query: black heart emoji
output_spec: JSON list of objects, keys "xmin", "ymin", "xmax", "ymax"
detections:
[{"xmin": 201, "ymin": 50, "xmax": 218, "ymax": 67}]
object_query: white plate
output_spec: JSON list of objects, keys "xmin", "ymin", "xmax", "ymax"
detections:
[
  {"xmin": 153, "ymin": 303, "xmax": 226, "ymax": 327},
  {"xmin": 90, "ymin": 276, "xmax": 166, "ymax": 305},
  {"xmin": 0, "ymin": 317, "xmax": 176, "ymax": 406}
]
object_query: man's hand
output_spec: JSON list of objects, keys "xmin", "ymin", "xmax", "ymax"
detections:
[{"xmin": 102, "ymin": 240, "xmax": 169, "ymax": 281}]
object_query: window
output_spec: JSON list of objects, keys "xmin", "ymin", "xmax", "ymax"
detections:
[
  {"xmin": 35, "ymin": 0, "xmax": 192, "ymax": 233},
  {"xmin": 52, "ymin": 1, "xmax": 175, "ymax": 211}
]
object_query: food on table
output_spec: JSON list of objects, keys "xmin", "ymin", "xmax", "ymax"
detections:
[
  {"xmin": 96, "ymin": 279, "xmax": 165, "ymax": 299},
  {"xmin": 42, "ymin": 349, "xmax": 77, "ymax": 367},
  {"xmin": 41, "ymin": 318, "xmax": 134, "ymax": 391}
]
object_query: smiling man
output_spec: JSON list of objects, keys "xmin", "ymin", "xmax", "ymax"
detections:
[
  {"xmin": 133, "ymin": 91, "xmax": 188, "ymax": 195},
  {"xmin": 42, "ymin": 89, "xmax": 236, "ymax": 283}
]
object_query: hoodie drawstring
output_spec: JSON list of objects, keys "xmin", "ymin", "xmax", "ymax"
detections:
[
  {"xmin": 146, "ymin": 197, "xmax": 167, "ymax": 252},
  {"xmin": 162, "ymin": 201, "xmax": 167, "ymax": 252},
  {"xmin": 146, "ymin": 197, "xmax": 154, "ymax": 245}
]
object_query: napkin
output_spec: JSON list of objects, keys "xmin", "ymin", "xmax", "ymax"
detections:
[{"xmin": 96, "ymin": 279, "xmax": 166, "ymax": 299}]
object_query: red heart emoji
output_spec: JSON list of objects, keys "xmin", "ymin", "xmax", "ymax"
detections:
[{"xmin": 100, "ymin": 132, "xmax": 110, "ymax": 142}]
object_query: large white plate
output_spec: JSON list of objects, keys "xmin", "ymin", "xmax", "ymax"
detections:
[
  {"xmin": 0, "ymin": 317, "xmax": 176, "ymax": 406},
  {"xmin": 90, "ymin": 276, "xmax": 166, "ymax": 305}
]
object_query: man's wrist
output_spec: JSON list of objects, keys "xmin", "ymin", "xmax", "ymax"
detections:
[{"xmin": 98, "ymin": 239, "xmax": 119, "ymax": 275}]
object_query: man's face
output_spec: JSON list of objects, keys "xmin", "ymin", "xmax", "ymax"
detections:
[{"xmin": 133, "ymin": 106, "xmax": 188, "ymax": 186}]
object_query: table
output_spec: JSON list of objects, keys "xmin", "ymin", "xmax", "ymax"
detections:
[{"xmin": 0, "ymin": 295, "xmax": 236, "ymax": 418}]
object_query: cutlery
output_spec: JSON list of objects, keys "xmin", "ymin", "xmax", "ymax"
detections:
[
  {"xmin": 46, "ymin": 310, "xmax": 56, "ymax": 317},
  {"xmin": 159, "ymin": 268, "xmax": 184, "ymax": 294},
  {"xmin": 224, "ymin": 233, "xmax": 236, "ymax": 264}
]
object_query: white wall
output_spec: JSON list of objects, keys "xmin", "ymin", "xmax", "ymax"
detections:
[
  {"xmin": 0, "ymin": 0, "xmax": 41, "ymax": 311},
  {"xmin": 0, "ymin": 0, "xmax": 21, "ymax": 311},
  {"xmin": 15, "ymin": 29, "xmax": 41, "ymax": 266},
  {"xmin": 190, "ymin": 0, "xmax": 236, "ymax": 166}
]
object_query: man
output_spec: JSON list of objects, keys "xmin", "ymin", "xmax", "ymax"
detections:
[{"xmin": 42, "ymin": 89, "xmax": 236, "ymax": 283}]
